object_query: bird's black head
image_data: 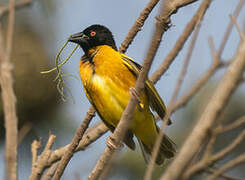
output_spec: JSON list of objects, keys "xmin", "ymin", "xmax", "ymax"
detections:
[{"xmin": 68, "ymin": 24, "xmax": 117, "ymax": 54}]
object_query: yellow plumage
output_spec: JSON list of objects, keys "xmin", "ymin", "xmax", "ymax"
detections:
[
  {"xmin": 79, "ymin": 45, "xmax": 175, "ymax": 164},
  {"xmin": 68, "ymin": 24, "xmax": 176, "ymax": 164}
]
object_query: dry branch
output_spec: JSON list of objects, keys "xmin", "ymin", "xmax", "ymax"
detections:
[
  {"xmin": 205, "ymin": 168, "xmax": 243, "ymax": 180},
  {"xmin": 29, "ymin": 135, "xmax": 56, "ymax": 180},
  {"xmin": 150, "ymin": 0, "xmax": 209, "ymax": 84},
  {"xmin": 52, "ymin": 107, "xmax": 95, "ymax": 179},
  {"xmin": 119, "ymin": 0, "xmax": 161, "ymax": 53},
  {"xmin": 206, "ymin": 153, "xmax": 245, "ymax": 180},
  {"xmin": 221, "ymin": 116, "xmax": 245, "ymax": 133},
  {"xmin": 28, "ymin": 123, "xmax": 108, "ymax": 179},
  {"xmin": 0, "ymin": 0, "xmax": 18, "ymax": 179},
  {"xmin": 160, "ymin": 24, "xmax": 245, "ymax": 180},
  {"xmin": 0, "ymin": 0, "xmax": 32, "ymax": 19},
  {"xmin": 172, "ymin": 0, "xmax": 245, "ymax": 111},
  {"xmin": 183, "ymin": 129, "xmax": 245, "ymax": 179}
]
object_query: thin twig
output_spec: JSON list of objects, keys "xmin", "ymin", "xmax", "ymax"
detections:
[
  {"xmin": 206, "ymin": 153, "xmax": 245, "ymax": 180},
  {"xmin": 220, "ymin": 116, "xmax": 245, "ymax": 133},
  {"xmin": 29, "ymin": 122, "xmax": 108, "ymax": 179},
  {"xmin": 29, "ymin": 135, "xmax": 56, "ymax": 180},
  {"xmin": 205, "ymin": 168, "xmax": 243, "ymax": 180},
  {"xmin": 52, "ymin": 107, "xmax": 95, "ymax": 180},
  {"xmin": 183, "ymin": 129, "xmax": 245, "ymax": 179},
  {"xmin": 150, "ymin": 0, "xmax": 205, "ymax": 83},
  {"xmin": 167, "ymin": 0, "xmax": 245, "ymax": 112},
  {"xmin": 119, "ymin": 0, "xmax": 161, "ymax": 53},
  {"xmin": 31, "ymin": 140, "xmax": 41, "ymax": 168},
  {"xmin": 217, "ymin": 0, "xmax": 245, "ymax": 56},
  {"xmin": 230, "ymin": 14, "xmax": 245, "ymax": 41},
  {"xmin": 160, "ymin": 30, "xmax": 245, "ymax": 180}
]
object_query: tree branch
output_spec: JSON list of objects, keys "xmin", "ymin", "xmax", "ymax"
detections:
[
  {"xmin": 183, "ymin": 129, "xmax": 245, "ymax": 179},
  {"xmin": 119, "ymin": 0, "xmax": 161, "ymax": 53},
  {"xmin": 150, "ymin": 0, "xmax": 203, "ymax": 83},
  {"xmin": 0, "ymin": 0, "xmax": 32, "ymax": 19},
  {"xmin": 160, "ymin": 20, "xmax": 245, "ymax": 180},
  {"xmin": 172, "ymin": 0, "xmax": 245, "ymax": 111},
  {"xmin": 28, "ymin": 122, "xmax": 108, "ymax": 179},
  {"xmin": 52, "ymin": 106, "xmax": 95, "ymax": 179},
  {"xmin": 206, "ymin": 153, "xmax": 245, "ymax": 180},
  {"xmin": 0, "ymin": 0, "xmax": 18, "ymax": 179}
]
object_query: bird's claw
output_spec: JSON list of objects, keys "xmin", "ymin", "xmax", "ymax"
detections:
[
  {"xmin": 106, "ymin": 136, "xmax": 123, "ymax": 150},
  {"xmin": 129, "ymin": 87, "xmax": 144, "ymax": 111}
]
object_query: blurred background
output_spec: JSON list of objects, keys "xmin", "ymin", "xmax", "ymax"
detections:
[{"xmin": 0, "ymin": 0, "xmax": 244, "ymax": 179}]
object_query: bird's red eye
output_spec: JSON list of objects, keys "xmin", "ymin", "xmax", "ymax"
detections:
[{"xmin": 90, "ymin": 31, "xmax": 96, "ymax": 37}]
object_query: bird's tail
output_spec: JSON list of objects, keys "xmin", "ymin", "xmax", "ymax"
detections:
[{"xmin": 137, "ymin": 133, "xmax": 176, "ymax": 165}]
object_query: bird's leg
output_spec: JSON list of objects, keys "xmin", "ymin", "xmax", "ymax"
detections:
[
  {"xmin": 129, "ymin": 87, "xmax": 144, "ymax": 111},
  {"xmin": 106, "ymin": 136, "xmax": 123, "ymax": 150}
]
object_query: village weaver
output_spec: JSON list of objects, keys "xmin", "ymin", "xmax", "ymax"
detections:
[{"xmin": 68, "ymin": 24, "xmax": 176, "ymax": 165}]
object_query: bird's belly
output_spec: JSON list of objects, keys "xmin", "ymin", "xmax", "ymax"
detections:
[{"xmin": 87, "ymin": 74, "xmax": 130, "ymax": 127}]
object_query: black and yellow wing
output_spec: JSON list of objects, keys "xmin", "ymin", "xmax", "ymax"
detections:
[{"xmin": 121, "ymin": 54, "xmax": 171, "ymax": 125}]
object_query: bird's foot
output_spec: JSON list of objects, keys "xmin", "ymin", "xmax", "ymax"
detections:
[
  {"xmin": 129, "ymin": 87, "xmax": 144, "ymax": 111},
  {"xmin": 106, "ymin": 136, "xmax": 123, "ymax": 150}
]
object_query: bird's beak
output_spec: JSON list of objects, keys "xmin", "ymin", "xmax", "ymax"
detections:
[{"xmin": 68, "ymin": 32, "xmax": 89, "ymax": 44}]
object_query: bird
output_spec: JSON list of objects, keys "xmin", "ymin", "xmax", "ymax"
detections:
[{"xmin": 68, "ymin": 24, "xmax": 176, "ymax": 165}]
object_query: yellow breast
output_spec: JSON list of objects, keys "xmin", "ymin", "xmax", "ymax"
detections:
[{"xmin": 79, "ymin": 45, "xmax": 136, "ymax": 126}]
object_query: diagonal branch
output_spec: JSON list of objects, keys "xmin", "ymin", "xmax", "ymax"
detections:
[
  {"xmin": 183, "ymin": 129, "xmax": 245, "ymax": 179},
  {"xmin": 52, "ymin": 107, "xmax": 95, "ymax": 180},
  {"xmin": 145, "ymin": 0, "xmax": 209, "ymax": 178},
  {"xmin": 150, "ymin": 0, "xmax": 209, "ymax": 83},
  {"xmin": 160, "ymin": 21, "xmax": 245, "ymax": 180},
  {"xmin": 206, "ymin": 153, "xmax": 245, "ymax": 180},
  {"xmin": 172, "ymin": 0, "xmax": 245, "ymax": 112},
  {"xmin": 119, "ymin": 0, "xmax": 161, "ymax": 53}
]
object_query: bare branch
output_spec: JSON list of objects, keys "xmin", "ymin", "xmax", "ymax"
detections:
[
  {"xmin": 217, "ymin": 0, "xmax": 245, "ymax": 56},
  {"xmin": 0, "ymin": 0, "xmax": 32, "ymax": 19},
  {"xmin": 150, "ymin": 0, "xmax": 207, "ymax": 83},
  {"xmin": 220, "ymin": 116, "xmax": 245, "ymax": 133},
  {"xmin": 206, "ymin": 153, "xmax": 245, "ymax": 180},
  {"xmin": 28, "ymin": 122, "xmax": 108, "ymax": 179},
  {"xmin": 29, "ymin": 135, "xmax": 56, "ymax": 180},
  {"xmin": 31, "ymin": 140, "xmax": 41, "ymax": 168},
  {"xmin": 183, "ymin": 129, "xmax": 245, "ymax": 179},
  {"xmin": 205, "ymin": 168, "xmax": 243, "ymax": 180},
  {"xmin": 169, "ymin": 0, "xmax": 245, "ymax": 111},
  {"xmin": 52, "ymin": 107, "xmax": 95, "ymax": 179},
  {"xmin": 119, "ymin": 0, "xmax": 161, "ymax": 53},
  {"xmin": 160, "ymin": 27, "xmax": 245, "ymax": 180},
  {"xmin": 230, "ymin": 14, "xmax": 245, "ymax": 41},
  {"xmin": 40, "ymin": 162, "xmax": 59, "ymax": 180}
]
